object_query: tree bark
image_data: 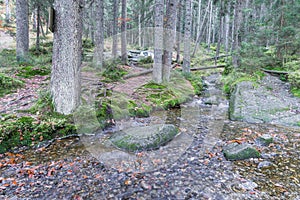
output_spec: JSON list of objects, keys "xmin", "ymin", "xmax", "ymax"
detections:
[
  {"xmin": 16, "ymin": 0, "xmax": 29, "ymax": 62},
  {"xmin": 224, "ymin": 6, "xmax": 230, "ymax": 56},
  {"xmin": 36, "ymin": 4, "xmax": 40, "ymax": 52},
  {"xmin": 232, "ymin": 0, "xmax": 243, "ymax": 69},
  {"xmin": 112, "ymin": 0, "xmax": 119, "ymax": 58},
  {"xmin": 162, "ymin": 0, "xmax": 178, "ymax": 82},
  {"xmin": 51, "ymin": 0, "xmax": 83, "ymax": 115},
  {"xmin": 192, "ymin": 0, "xmax": 211, "ymax": 57},
  {"xmin": 153, "ymin": 0, "xmax": 164, "ymax": 83},
  {"xmin": 176, "ymin": 1, "xmax": 182, "ymax": 63},
  {"xmin": 93, "ymin": 0, "xmax": 104, "ymax": 69},
  {"xmin": 207, "ymin": 0, "xmax": 213, "ymax": 52},
  {"xmin": 121, "ymin": 0, "xmax": 127, "ymax": 64},
  {"xmin": 5, "ymin": 0, "xmax": 10, "ymax": 24},
  {"xmin": 183, "ymin": 0, "xmax": 192, "ymax": 74}
]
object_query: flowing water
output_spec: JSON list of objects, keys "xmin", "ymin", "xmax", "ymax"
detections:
[{"xmin": 1, "ymin": 73, "xmax": 300, "ymax": 199}]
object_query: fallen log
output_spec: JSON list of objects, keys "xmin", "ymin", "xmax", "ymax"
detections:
[
  {"xmin": 201, "ymin": 54, "xmax": 231, "ymax": 62},
  {"xmin": 190, "ymin": 65, "xmax": 226, "ymax": 71},
  {"xmin": 123, "ymin": 69, "xmax": 153, "ymax": 79},
  {"xmin": 261, "ymin": 68, "xmax": 289, "ymax": 75}
]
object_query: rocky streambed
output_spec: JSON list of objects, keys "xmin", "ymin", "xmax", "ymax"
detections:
[{"xmin": 0, "ymin": 73, "xmax": 299, "ymax": 199}]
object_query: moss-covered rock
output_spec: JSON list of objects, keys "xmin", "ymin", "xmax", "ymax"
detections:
[
  {"xmin": 256, "ymin": 134, "xmax": 273, "ymax": 146},
  {"xmin": 223, "ymin": 143, "xmax": 260, "ymax": 161},
  {"xmin": 109, "ymin": 124, "xmax": 179, "ymax": 152}
]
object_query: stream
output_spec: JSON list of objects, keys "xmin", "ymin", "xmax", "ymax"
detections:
[{"xmin": 0, "ymin": 73, "xmax": 299, "ymax": 199}]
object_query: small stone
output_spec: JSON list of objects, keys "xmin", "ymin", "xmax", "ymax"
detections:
[
  {"xmin": 223, "ymin": 143, "xmax": 260, "ymax": 161},
  {"xmin": 239, "ymin": 181, "xmax": 258, "ymax": 191},
  {"xmin": 256, "ymin": 134, "xmax": 273, "ymax": 146},
  {"xmin": 140, "ymin": 181, "xmax": 151, "ymax": 190},
  {"xmin": 257, "ymin": 161, "xmax": 274, "ymax": 169}
]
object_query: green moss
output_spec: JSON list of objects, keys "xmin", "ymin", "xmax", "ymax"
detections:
[
  {"xmin": 185, "ymin": 73, "xmax": 203, "ymax": 95},
  {"xmin": 0, "ymin": 73, "xmax": 24, "ymax": 97},
  {"xmin": 291, "ymin": 88, "xmax": 300, "ymax": 98},
  {"xmin": 0, "ymin": 116, "xmax": 76, "ymax": 153},
  {"xmin": 222, "ymin": 70, "xmax": 262, "ymax": 95},
  {"xmin": 138, "ymin": 56, "xmax": 153, "ymax": 64},
  {"xmin": 102, "ymin": 59, "xmax": 128, "ymax": 82},
  {"xmin": 16, "ymin": 65, "xmax": 50, "ymax": 78}
]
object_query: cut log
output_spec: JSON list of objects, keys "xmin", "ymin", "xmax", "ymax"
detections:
[
  {"xmin": 123, "ymin": 69, "xmax": 153, "ymax": 79},
  {"xmin": 261, "ymin": 68, "xmax": 289, "ymax": 75}
]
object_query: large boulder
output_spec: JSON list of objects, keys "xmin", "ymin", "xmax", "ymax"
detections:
[
  {"xmin": 109, "ymin": 124, "xmax": 179, "ymax": 152},
  {"xmin": 229, "ymin": 75, "xmax": 300, "ymax": 127}
]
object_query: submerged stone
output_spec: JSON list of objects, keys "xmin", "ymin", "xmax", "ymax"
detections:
[
  {"xmin": 256, "ymin": 134, "xmax": 273, "ymax": 146},
  {"xmin": 109, "ymin": 124, "xmax": 178, "ymax": 152},
  {"xmin": 223, "ymin": 143, "xmax": 260, "ymax": 161}
]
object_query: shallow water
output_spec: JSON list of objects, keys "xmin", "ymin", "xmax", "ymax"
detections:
[{"xmin": 1, "ymin": 73, "xmax": 300, "ymax": 199}]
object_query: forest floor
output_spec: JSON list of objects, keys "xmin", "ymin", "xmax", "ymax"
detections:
[{"xmin": 1, "ymin": 24, "xmax": 300, "ymax": 199}]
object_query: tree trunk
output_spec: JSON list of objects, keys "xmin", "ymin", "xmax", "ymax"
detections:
[
  {"xmin": 196, "ymin": 0, "xmax": 202, "ymax": 41},
  {"xmin": 16, "ymin": 0, "xmax": 29, "ymax": 62},
  {"xmin": 121, "ymin": 0, "xmax": 127, "ymax": 64},
  {"xmin": 183, "ymin": 0, "xmax": 192, "ymax": 74},
  {"xmin": 224, "ymin": 7, "xmax": 230, "ymax": 56},
  {"xmin": 207, "ymin": 0, "xmax": 213, "ymax": 52},
  {"xmin": 36, "ymin": 4, "xmax": 40, "ymax": 52},
  {"xmin": 153, "ymin": 0, "xmax": 164, "ymax": 83},
  {"xmin": 192, "ymin": 0, "xmax": 211, "ymax": 57},
  {"xmin": 232, "ymin": 0, "xmax": 243, "ymax": 69},
  {"xmin": 5, "ymin": 0, "xmax": 10, "ymax": 24},
  {"xmin": 93, "ymin": 0, "xmax": 104, "ymax": 69},
  {"xmin": 112, "ymin": 0, "xmax": 119, "ymax": 58},
  {"xmin": 51, "ymin": 0, "xmax": 83, "ymax": 115},
  {"xmin": 215, "ymin": 0, "xmax": 224, "ymax": 65},
  {"xmin": 162, "ymin": 0, "xmax": 178, "ymax": 82},
  {"xmin": 176, "ymin": 1, "xmax": 182, "ymax": 63}
]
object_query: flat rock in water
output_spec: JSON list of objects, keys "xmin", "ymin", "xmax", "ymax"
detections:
[
  {"xmin": 255, "ymin": 134, "xmax": 273, "ymax": 146},
  {"xmin": 109, "ymin": 124, "xmax": 178, "ymax": 152},
  {"xmin": 223, "ymin": 143, "xmax": 260, "ymax": 161}
]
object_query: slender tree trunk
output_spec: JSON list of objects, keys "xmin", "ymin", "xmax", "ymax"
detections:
[
  {"xmin": 196, "ymin": 0, "xmax": 202, "ymax": 41},
  {"xmin": 153, "ymin": 0, "xmax": 164, "ymax": 83},
  {"xmin": 93, "ymin": 0, "xmax": 104, "ymax": 69},
  {"xmin": 121, "ymin": 0, "xmax": 127, "ymax": 64},
  {"xmin": 232, "ymin": 0, "xmax": 243, "ymax": 69},
  {"xmin": 224, "ymin": 6, "xmax": 230, "ymax": 56},
  {"xmin": 183, "ymin": 0, "xmax": 191, "ymax": 74},
  {"xmin": 112, "ymin": 0, "xmax": 119, "ymax": 58},
  {"xmin": 39, "ymin": 17, "xmax": 45, "ymax": 38},
  {"xmin": 162, "ymin": 0, "xmax": 178, "ymax": 82},
  {"xmin": 215, "ymin": 0, "xmax": 224, "ymax": 64},
  {"xmin": 36, "ymin": 4, "xmax": 40, "ymax": 52},
  {"xmin": 16, "ymin": 0, "xmax": 29, "ymax": 62},
  {"xmin": 207, "ymin": 0, "xmax": 213, "ymax": 52},
  {"xmin": 192, "ymin": 0, "xmax": 211, "ymax": 57},
  {"xmin": 5, "ymin": 0, "xmax": 11, "ymax": 24},
  {"xmin": 51, "ymin": 0, "xmax": 83, "ymax": 115},
  {"xmin": 176, "ymin": 1, "xmax": 182, "ymax": 63}
]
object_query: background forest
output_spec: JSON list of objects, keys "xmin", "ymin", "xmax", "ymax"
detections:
[{"xmin": 0, "ymin": 0, "xmax": 299, "ymax": 151}]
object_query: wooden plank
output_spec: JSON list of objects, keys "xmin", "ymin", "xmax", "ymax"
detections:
[{"xmin": 190, "ymin": 65, "xmax": 226, "ymax": 71}]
